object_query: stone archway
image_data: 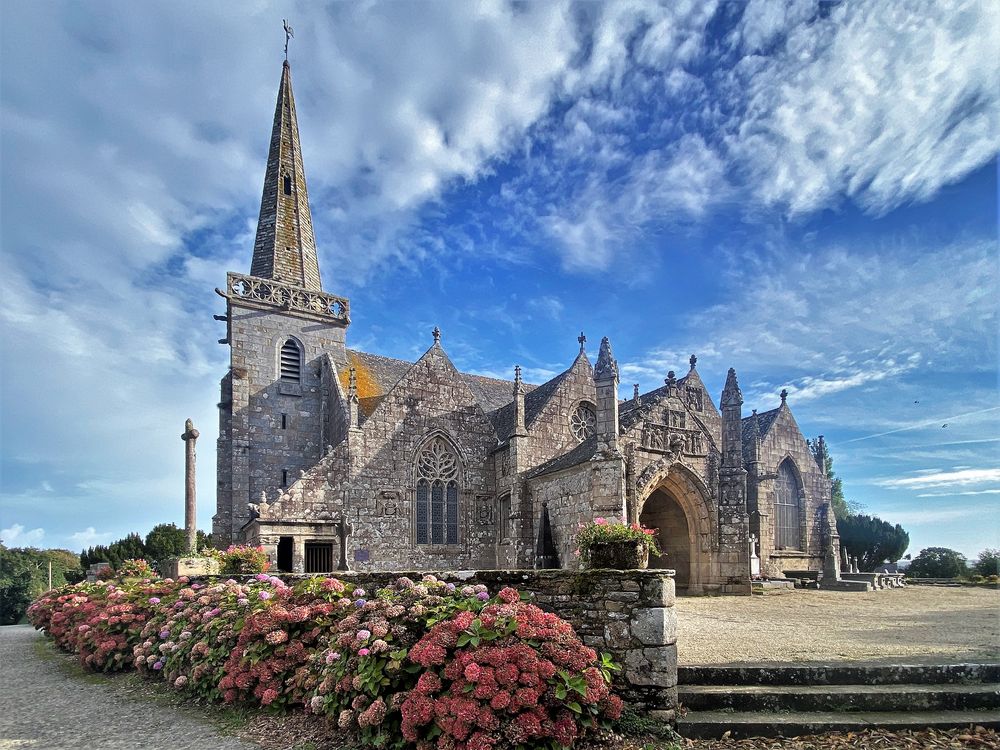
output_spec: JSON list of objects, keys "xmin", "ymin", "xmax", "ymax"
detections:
[
  {"xmin": 640, "ymin": 488, "xmax": 691, "ymax": 588},
  {"xmin": 637, "ymin": 461, "xmax": 716, "ymax": 593}
]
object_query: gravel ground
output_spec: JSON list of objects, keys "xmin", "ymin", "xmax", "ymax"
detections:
[
  {"xmin": 0, "ymin": 624, "xmax": 259, "ymax": 750},
  {"xmin": 677, "ymin": 586, "xmax": 1000, "ymax": 665}
]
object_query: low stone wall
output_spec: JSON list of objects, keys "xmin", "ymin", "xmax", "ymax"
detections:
[{"xmin": 320, "ymin": 569, "xmax": 678, "ymax": 720}]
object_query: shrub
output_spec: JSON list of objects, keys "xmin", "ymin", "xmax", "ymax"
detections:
[
  {"xmin": 576, "ymin": 518, "xmax": 659, "ymax": 565},
  {"xmin": 116, "ymin": 558, "xmax": 157, "ymax": 579},
  {"xmin": 213, "ymin": 545, "xmax": 270, "ymax": 575},
  {"xmin": 28, "ymin": 574, "xmax": 624, "ymax": 749}
]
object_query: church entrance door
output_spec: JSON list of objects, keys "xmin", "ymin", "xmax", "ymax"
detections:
[{"xmin": 640, "ymin": 487, "xmax": 692, "ymax": 589}]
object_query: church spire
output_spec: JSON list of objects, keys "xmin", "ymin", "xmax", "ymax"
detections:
[{"xmin": 249, "ymin": 60, "xmax": 323, "ymax": 291}]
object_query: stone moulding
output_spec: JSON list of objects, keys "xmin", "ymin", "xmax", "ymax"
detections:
[{"xmin": 222, "ymin": 272, "xmax": 350, "ymax": 324}]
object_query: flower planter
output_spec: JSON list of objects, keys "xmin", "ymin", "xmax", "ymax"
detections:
[{"xmin": 587, "ymin": 541, "xmax": 649, "ymax": 570}]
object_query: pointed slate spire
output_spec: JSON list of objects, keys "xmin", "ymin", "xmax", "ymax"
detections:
[
  {"xmin": 721, "ymin": 367, "xmax": 743, "ymax": 408},
  {"xmin": 594, "ymin": 336, "xmax": 619, "ymax": 382},
  {"xmin": 249, "ymin": 61, "xmax": 323, "ymax": 291}
]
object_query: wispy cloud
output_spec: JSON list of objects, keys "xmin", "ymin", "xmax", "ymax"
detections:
[
  {"xmin": 875, "ymin": 468, "xmax": 1000, "ymax": 490},
  {"xmin": 844, "ymin": 406, "xmax": 1000, "ymax": 443},
  {"xmin": 917, "ymin": 489, "xmax": 1000, "ymax": 498}
]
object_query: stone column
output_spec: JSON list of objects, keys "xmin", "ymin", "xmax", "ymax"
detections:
[{"xmin": 181, "ymin": 419, "xmax": 200, "ymax": 554}]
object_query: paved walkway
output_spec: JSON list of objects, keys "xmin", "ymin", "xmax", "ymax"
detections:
[
  {"xmin": 678, "ymin": 586, "xmax": 1000, "ymax": 665},
  {"xmin": 0, "ymin": 625, "xmax": 260, "ymax": 750}
]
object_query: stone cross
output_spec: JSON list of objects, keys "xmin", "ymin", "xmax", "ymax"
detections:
[
  {"xmin": 283, "ymin": 19, "xmax": 294, "ymax": 60},
  {"xmin": 335, "ymin": 516, "xmax": 354, "ymax": 571},
  {"xmin": 180, "ymin": 418, "xmax": 200, "ymax": 554},
  {"xmin": 578, "ymin": 331, "xmax": 586, "ymax": 353}
]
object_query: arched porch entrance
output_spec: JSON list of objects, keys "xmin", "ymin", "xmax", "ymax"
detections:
[
  {"xmin": 640, "ymin": 488, "xmax": 691, "ymax": 588},
  {"xmin": 637, "ymin": 462, "xmax": 714, "ymax": 594}
]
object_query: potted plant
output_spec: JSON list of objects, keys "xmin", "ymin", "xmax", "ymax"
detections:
[{"xmin": 577, "ymin": 518, "xmax": 660, "ymax": 569}]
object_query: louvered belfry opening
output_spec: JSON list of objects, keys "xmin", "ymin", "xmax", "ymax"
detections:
[
  {"xmin": 774, "ymin": 461, "xmax": 802, "ymax": 550},
  {"xmin": 280, "ymin": 339, "xmax": 301, "ymax": 381}
]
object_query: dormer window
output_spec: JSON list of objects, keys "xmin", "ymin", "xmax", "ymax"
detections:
[{"xmin": 279, "ymin": 339, "xmax": 301, "ymax": 382}]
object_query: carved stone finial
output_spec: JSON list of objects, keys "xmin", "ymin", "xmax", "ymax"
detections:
[
  {"xmin": 594, "ymin": 336, "xmax": 618, "ymax": 381},
  {"xmin": 514, "ymin": 365, "xmax": 522, "ymax": 384},
  {"xmin": 689, "ymin": 354, "xmax": 697, "ymax": 370},
  {"xmin": 432, "ymin": 326, "xmax": 441, "ymax": 344},
  {"xmin": 780, "ymin": 388, "xmax": 788, "ymax": 404},
  {"xmin": 633, "ymin": 383, "xmax": 640, "ymax": 401},
  {"xmin": 578, "ymin": 331, "xmax": 586, "ymax": 353},
  {"xmin": 665, "ymin": 370, "xmax": 676, "ymax": 386}
]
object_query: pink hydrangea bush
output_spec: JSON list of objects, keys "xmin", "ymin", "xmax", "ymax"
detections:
[
  {"xmin": 302, "ymin": 575, "xmax": 489, "ymax": 743},
  {"xmin": 28, "ymin": 576, "xmax": 625, "ymax": 749},
  {"xmin": 402, "ymin": 587, "xmax": 623, "ymax": 748}
]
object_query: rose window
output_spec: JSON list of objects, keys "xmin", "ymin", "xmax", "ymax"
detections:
[{"xmin": 570, "ymin": 403, "xmax": 596, "ymax": 441}]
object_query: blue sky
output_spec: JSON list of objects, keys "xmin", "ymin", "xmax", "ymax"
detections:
[{"xmin": 1, "ymin": 1, "xmax": 998, "ymax": 561}]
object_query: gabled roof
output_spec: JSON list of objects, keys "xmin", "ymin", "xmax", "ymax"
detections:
[
  {"xmin": 742, "ymin": 407, "xmax": 780, "ymax": 454},
  {"xmin": 618, "ymin": 373, "xmax": 691, "ymax": 429},
  {"xmin": 526, "ymin": 435, "xmax": 598, "ymax": 479},
  {"xmin": 340, "ymin": 348, "xmax": 531, "ymax": 427}
]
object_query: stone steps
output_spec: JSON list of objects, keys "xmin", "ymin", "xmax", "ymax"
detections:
[
  {"xmin": 680, "ymin": 683, "xmax": 1000, "ymax": 712},
  {"xmin": 677, "ymin": 663, "xmax": 1000, "ymax": 739},
  {"xmin": 678, "ymin": 709, "xmax": 1000, "ymax": 739},
  {"xmin": 679, "ymin": 662, "xmax": 1000, "ymax": 686}
]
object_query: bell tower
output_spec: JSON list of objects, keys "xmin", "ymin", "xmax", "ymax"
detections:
[{"xmin": 213, "ymin": 57, "xmax": 350, "ymax": 545}]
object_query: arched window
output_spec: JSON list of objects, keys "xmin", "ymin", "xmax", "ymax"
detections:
[
  {"xmin": 774, "ymin": 460, "xmax": 802, "ymax": 550},
  {"xmin": 415, "ymin": 436, "xmax": 460, "ymax": 545},
  {"xmin": 279, "ymin": 339, "xmax": 301, "ymax": 382}
]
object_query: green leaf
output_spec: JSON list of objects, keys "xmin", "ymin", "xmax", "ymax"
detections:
[{"xmin": 567, "ymin": 701, "xmax": 582, "ymax": 714}]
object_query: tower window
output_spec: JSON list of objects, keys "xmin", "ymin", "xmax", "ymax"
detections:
[
  {"xmin": 281, "ymin": 469, "xmax": 289, "ymax": 487},
  {"xmin": 281, "ymin": 413, "xmax": 288, "ymax": 429},
  {"xmin": 280, "ymin": 339, "xmax": 301, "ymax": 382},
  {"xmin": 283, "ymin": 174, "xmax": 292, "ymax": 195}
]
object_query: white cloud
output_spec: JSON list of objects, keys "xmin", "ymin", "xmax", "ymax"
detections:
[
  {"xmin": 0, "ymin": 523, "xmax": 45, "ymax": 547},
  {"xmin": 875, "ymin": 468, "xmax": 1000, "ymax": 490},
  {"xmin": 726, "ymin": 0, "xmax": 1000, "ymax": 216},
  {"xmin": 883, "ymin": 507, "xmax": 984, "ymax": 525},
  {"xmin": 69, "ymin": 527, "xmax": 114, "ymax": 547},
  {"xmin": 917, "ymin": 489, "xmax": 1000, "ymax": 498}
]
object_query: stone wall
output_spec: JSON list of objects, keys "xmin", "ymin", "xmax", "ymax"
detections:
[{"xmin": 320, "ymin": 568, "xmax": 678, "ymax": 719}]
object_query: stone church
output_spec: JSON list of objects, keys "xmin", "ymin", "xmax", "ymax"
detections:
[{"xmin": 212, "ymin": 61, "xmax": 843, "ymax": 593}]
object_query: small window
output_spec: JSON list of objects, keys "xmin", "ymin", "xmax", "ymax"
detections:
[
  {"xmin": 281, "ymin": 469, "xmax": 289, "ymax": 487},
  {"xmin": 280, "ymin": 339, "xmax": 301, "ymax": 382},
  {"xmin": 283, "ymin": 174, "xmax": 292, "ymax": 195},
  {"xmin": 281, "ymin": 413, "xmax": 288, "ymax": 429}
]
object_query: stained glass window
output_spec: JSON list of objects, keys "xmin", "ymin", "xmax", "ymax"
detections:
[
  {"xmin": 415, "ymin": 436, "xmax": 461, "ymax": 545},
  {"xmin": 774, "ymin": 461, "xmax": 802, "ymax": 550}
]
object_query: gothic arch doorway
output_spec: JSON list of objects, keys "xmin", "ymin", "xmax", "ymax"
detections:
[{"xmin": 641, "ymin": 488, "xmax": 694, "ymax": 589}]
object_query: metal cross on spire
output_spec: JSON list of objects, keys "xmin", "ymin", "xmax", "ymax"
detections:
[{"xmin": 283, "ymin": 19, "xmax": 294, "ymax": 61}]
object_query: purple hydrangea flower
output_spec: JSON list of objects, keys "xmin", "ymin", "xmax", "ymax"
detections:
[
  {"xmin": 356, "ymin": 629, "xmax": 371, "ymax": 641},
  {"xmin": 354, "ymin": 598, "xmax": 366, "ymax": 607},
  {"xmin": 153, "ymin": 661, "xmax": 163, "ymax": 670},
  {"xmin": 259, "ymin": 591, "xmax": 272, "ymax": 601},
  {"xmin": 476, "ymin": 591, "xmax": 489, "ymax": 601},
  {"xmin": 255, "ymin": 573, "xmax": 270, "ymax": 582},
  {"xmin": 354, "ymin": 588, "xmax": 366, "ymax": 598},
  {"xmin": 148, "ymin": 597, "xmax": 161, "ymax": 604},
  {"xmin": 159, "ymin": 630, "xmax": 170, "ymax": 639}
]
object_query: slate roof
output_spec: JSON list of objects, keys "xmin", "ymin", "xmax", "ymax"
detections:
[
  {"xmin": 525, "ymin": 435, "xmax": 598, "ymax": 479},
  {"xmin": 742, "ymin": 407, "xmax": 780, "ymax": 455},
  {"xmin": 618, "ymin": 374, "xmax": 690, "ymax": 429},
  {"xmin": 343, "ymin": 348, "xmax": 532, "ymax": 429},
  {"xmin": 492, "ymin": 368, "xmax": 569, "ymax": 442}
]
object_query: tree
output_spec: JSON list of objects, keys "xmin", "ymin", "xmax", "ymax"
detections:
[
  {"xmin": 144, "ymin": 523, "xmax": 188, "ymax": 563},
  {"xmin": 837, "ymin": 514, "xmax": 909, "ymax": 571},
  {"xmin": 907, "ymin": 547, "xmax": 969, "ymax": 578},
  {"xmin": 0, "ymin": 545, "xmax": 82, "ymax": 624},
  {"xmin": 810, "ymin": 440, "xmax": 863, "ymax": 520},
  {"xmin": 972, "ymin": 548, "xmax": 1000, "ymax": 577}
]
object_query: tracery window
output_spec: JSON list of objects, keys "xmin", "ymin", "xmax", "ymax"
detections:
[
  {"xmin": 774, "ymin": 460, "xmax": 803, "ymax": 550},
  {"xmin": 279, "ymin": 338, "xmax": 302, "ymax": 382},
  {"xmin": 570, "ymin": 402, "xmax": 596, "ymax": 442},
  {"xmin": 415, "ymin": 437, "xmax": 460, "ymax": 545}
]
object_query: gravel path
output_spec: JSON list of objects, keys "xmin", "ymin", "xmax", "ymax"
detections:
[
  {"xmin": 677, "ymin": 586, "xmax": 1000, "ymax": 665},
  {"xmin": 0, "ymin": 625, "xmax": 260, "ymax": 750}
]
